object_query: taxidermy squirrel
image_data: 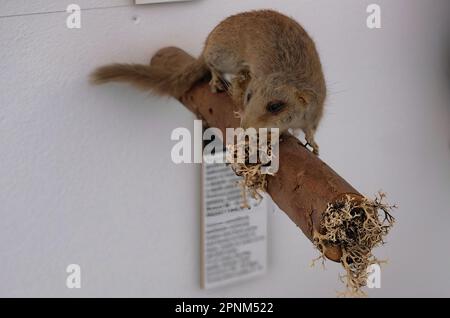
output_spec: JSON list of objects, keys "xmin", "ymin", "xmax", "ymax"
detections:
[{"xmin": 91, "ymin": 10, "xmax": 326, "ymax": 154}]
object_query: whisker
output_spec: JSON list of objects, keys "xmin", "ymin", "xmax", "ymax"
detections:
[{"xmin": 327, "ymin": 89, "xmax": 348, "ymax": 95}]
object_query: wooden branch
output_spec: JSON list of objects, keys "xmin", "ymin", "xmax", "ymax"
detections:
[{"xmin": 152, "ymin": 47, "xmax": 363, "ymax": 262}]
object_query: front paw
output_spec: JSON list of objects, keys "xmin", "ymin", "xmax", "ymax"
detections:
[{"xmin": 209, "ymin": 77, "xmax": 225, "ymax": 93}]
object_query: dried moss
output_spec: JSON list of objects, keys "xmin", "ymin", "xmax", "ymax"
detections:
[
  {"xmin": 226, "ymin": 135, "xmax": 274, "ymax": 208},
  {"xmin": 312, "ymin": 193, "xmax": 396, "ymax": 297}
]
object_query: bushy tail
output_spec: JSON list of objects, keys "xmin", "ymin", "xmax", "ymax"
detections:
[{"xmin": 90, "ymin": 57, "xmax": 208, "ymax": 98}]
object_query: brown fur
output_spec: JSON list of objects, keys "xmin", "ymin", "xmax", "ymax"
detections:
[
  {"xmin": 90, "ymin": 58, "xmax": 208, "ymax": 98},
  {"xmin": 91, "ymin": 10, "xmax": 326, "ymax": 154}
]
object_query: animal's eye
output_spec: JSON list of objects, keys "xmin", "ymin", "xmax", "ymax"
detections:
[
  {"xmin": 266, "ymin": 101, "xmax": 286, "ymax": 114},
  {"xmin": 245, "ymin": 91, "xmax": 252, "ymax": 103}
]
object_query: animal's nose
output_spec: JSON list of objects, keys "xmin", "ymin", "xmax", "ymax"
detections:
[
  {"xmin": 240, "ymin": 116, "xmax": 248, "ymax": 129},
  {"xmin": 240, "ymin": 118, "xmax": 254, "ymax": 130}
]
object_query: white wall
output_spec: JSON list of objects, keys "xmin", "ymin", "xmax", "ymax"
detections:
[{"xmin": 1, "ymin": 0, "xmax": 449, "ymax": 297}]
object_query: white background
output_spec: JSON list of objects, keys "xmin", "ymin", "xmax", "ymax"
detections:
[{"xmin": 1, "ymin": 0, "xmax": 449, "ymax": 297}]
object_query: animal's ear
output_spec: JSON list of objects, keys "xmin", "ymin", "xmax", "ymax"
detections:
[{"xmin": 294, "ymin": 89, "xmax": 314, "ymax": 107}]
